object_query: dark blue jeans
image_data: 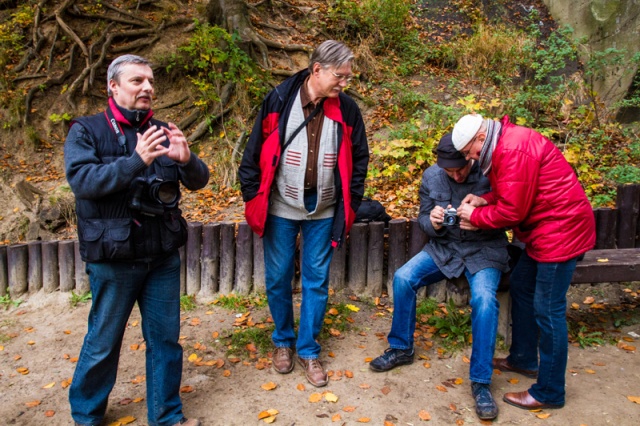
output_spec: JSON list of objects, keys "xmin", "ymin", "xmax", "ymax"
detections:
[
  {"xmin": 507, "ymin": 251, "xmax": 577, "ymax": 406},
  {"xmin": 69, "ymin": 252, "xmax": 185, "ymax": 426}
]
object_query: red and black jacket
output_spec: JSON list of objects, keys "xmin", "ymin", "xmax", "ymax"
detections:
[{"xmin": 238, "ymin": 69, "xmax": 369, "ymax": 247}]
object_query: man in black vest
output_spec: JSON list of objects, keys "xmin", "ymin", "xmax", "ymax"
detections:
[{"xmin": 64, "ymin": 54, "xmax": 209, "ymax": 426}]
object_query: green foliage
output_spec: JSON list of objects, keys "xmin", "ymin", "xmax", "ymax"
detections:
[
  {"xmin": 452, "ymin": 23, "xmax": 531, "ymax": 86},
  {"xmin": 49, "ymin": 113, "xmax": 72, "ymax": 124},
  {"xmin": 320, "ymin": 302, "xmax": 357, "ymax": 339},
  {"xmin": 213, "ymin": 293, "xmax": 268, "ymax": 313},
  {"xmin": 416, "ymin": 297, "xmax": 439, "ymax": 317},
  {"xmin": 224, "ymin": 325, "xmax": 274, "ymax": 357},
  {"xmin": 568, "ymin": 324, "xmax": 605, "ymax": 348},
  {"xmin": 326, "ymin": 0, "xmax": 424, "ymax": 75},
  {"xmin": 180, "ymin": 294, "xmax": 197, "ymax": 312},
  {"xmin": 171, "ymin": 20, "xmax": 269, "ymax": 113},
  {"xmin": 0, "ymin": 294, "xmax": 22, "ymax": 310},
  {"xmin": 419, "ymin": 299, "xmax": 472, "ymax": 351},
  {"xmin": 69, "ymin": 291, "xmax": 92, "ymax": 308},
  {"xmin": 0, "ymin": 2, "xmax": 34, "ymax": 120}
]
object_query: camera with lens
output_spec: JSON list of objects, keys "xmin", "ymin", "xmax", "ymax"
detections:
[
  {"xmin": 442, "ymin": 207, "xmax": 459, "ymax": 226},
  {"xmin": 129, "ymin": 175, "xmax": 180, "ymax": 216}
]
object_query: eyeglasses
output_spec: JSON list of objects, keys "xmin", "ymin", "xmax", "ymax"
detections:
[
  {"xmin": 460, "ymin": 135, "xmax": 479, "ymax": 157},
  {"xmin": 329, "ymin": 70, "xmax": 353, "ymax": 83}
]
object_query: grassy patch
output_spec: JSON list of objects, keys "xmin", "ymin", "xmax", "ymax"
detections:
[
  {"xmin": 180, "ymin": 294, "xmax": 197, "ymax": 312},
  {"xmin": 69, "ymin": 291, "xmax": 91, "ymax": 308},
  {"xmin": 211, "ymin": 293, "xmax": 268, "ymax": 312},
  {"xmin": 224, "ymin": 324, "xmax": 274, "ymax": 358},
  {"xmin": 0, "ymin": 294, "xmax": 22, "ymax": 310}
]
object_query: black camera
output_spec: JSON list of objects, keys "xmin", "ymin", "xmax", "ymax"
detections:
[
  {"xmin": 442, "ymin": 207, "xmax": 459, "ymax": 226},
  {"xmin": 129, "ymin": 175, "xmax": 180, "ymax": 216}
]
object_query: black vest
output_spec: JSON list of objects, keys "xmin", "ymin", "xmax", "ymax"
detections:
[{"xmin": 72, "ymin": 111, "xmax": 187, "ymax": 263}]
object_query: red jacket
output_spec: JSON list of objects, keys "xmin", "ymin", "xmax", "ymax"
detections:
[
  {"xmin": 471, "ymin": 116, "xmax": 595, "ymax": 262},
  {"xmin": 238, "ymin": 70, "xmax": 369, "ymax": 247}
]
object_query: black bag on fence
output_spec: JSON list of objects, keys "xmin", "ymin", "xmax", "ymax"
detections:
[{"xmin": 355, "ymin": 197, "xmax": 392, "ymax": 225}]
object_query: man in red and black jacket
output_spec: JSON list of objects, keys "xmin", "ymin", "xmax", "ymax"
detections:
[{"xmin": 238, "ymin": 40, "xmax": 369, "ymax": 387}]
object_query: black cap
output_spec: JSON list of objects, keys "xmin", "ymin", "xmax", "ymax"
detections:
[{"xmin": 436, "ymin": 133, "xmax": 469, "ymax": 168}]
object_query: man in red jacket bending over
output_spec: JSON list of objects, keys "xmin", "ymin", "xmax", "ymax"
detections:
[{"xmin": 453, "ymin": 114, "xmax": 595, "ymax": 412}]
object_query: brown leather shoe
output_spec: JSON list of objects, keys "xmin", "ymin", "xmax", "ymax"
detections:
[
  {"xmin": 297, "ymin": 356, "xmax": 328, "ymax": 387},
  {"xmin": 503, "ymin": 390, "xmax": 564, "ymax": 410},
  {"xmin": 272, "ymin": 347, "xmax": 294, "ymax": 374},
  {"xmin": 493, "ymin": 358, "xmax": 537, "ymax": 378}
]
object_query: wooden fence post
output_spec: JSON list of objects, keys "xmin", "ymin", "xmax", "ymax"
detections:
[
  {"xmin": 8, "ymin": 244, "xmax": 28, "ymax": 297},
  {"xmin": 42, "ymin": 241, "xmax": 59, "ymax": 293},
  {"xmin": 201, "ymin": 223, "xmax": 220, "ymax": 297},
  {"xmin": 186, "ymin": 222, "xmax": 203, "ymax": 296},
  {"xmin": 408, "ymin": 219, "xmax": 429, "ymax": 299},
  {"xmin": 330, "ymin": 243, "xmax": 347, "ymax": 291},
  {"xmin": 616, "ymin": 184, "xmax": 640, "ymax": 248},
  {"xmin": 74, "ymin": 241, "xmax": 89, "ymax": 293},
  {"xmin": 235, "ymin": 222, "xmax": 253, "ymax": 295},
  {"xmin": 28, "ymin": 241, "xmax": 42, "ymax": 293},
  {"xmin": 58, "ymin": 240, "xmax": 75, "ymax": 292},
  {"xmin": 594, "ymin": 208, "xmax": 617, "ymax": 249},
  {"xmin": 219, "ymin": 222, "xmax": 236, "ymax": 294},
  {"xmin": 252, "ymin": 233, "xmax": 265, "ymax": 293},
  {"xmin": 179, "ymin": 246, "xmax": 186, "ymax": 295},
  {"xmin": 366, "ymin": 222, "xmax": 385, "ymax": 297},
  {"xmin": 348, "ymin": 223, "xmax": 368, "ymax": 294},
  {"xmin": 0, "ymin": 245, "xmax": 7, "ymax": 296},
  {"xmin": 387, "ymin": 219, "xmax": 408, "ymax": 300}
]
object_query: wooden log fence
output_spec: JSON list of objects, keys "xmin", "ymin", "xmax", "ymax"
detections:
[{"xmin": 0, "ymin": 184, "xmax": 639, "ymax": 298}]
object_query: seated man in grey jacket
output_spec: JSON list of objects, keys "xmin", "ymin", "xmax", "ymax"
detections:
[{"xmin": 369, "ymin": 134, "xmax": 509, "ymax": 421}]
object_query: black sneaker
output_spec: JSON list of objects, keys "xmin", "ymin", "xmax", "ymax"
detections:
[
  {"xmin": 471, "ymin": 382, "xmax": 499, "ymax": 420},
  {"xmin": 369, "ymin": 348, "xmax": 414, "ymax": 372}
]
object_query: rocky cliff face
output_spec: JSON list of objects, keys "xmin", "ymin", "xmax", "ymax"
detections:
[{"xmin": 543, "ymin": 0, "xmax": 640, "ymax": 109}]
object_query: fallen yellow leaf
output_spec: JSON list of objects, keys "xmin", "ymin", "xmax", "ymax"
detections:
[
  {"xmin": 627, "ymin": 395, "xmax": 640, "ymax": 404},
  {"xmin": 357, "ymin": 418, "xmax": 371, "ymax": 423},
  {"xmin": 309, "ymin": 393, "xmax": 322, "ymax": 402},
  {"xmin": 44, "ymin": 410, "xmax": 55, "ymax": 417},
  {"xmin": 454, "ymin": 378, "xmax": 463, "ymax": 385},
  {"xmin": 296, "ymin": 383, "xmax": 306, "ymax": 391},
  {"xmin": 325, "ymin": 392, "xmax": 339, "ymax": 403},
  {"xmin": 346, "ymin": 304, "xmax": 360, "ymax": 312},
  {"xmin": 583, "ymin": 296, "xmax": 595, "ymax": 305},
  {"xmin": 435, "ymin": 385, "xmax": 448, "ymax": 392},
  {"xmin": 25, "ymin": 400, "xmax": 41, "ymax": 407},
  {"xmin": 418, "ymin": 409, "xmax": 431, "ymax": 420},
  {"xmin": 332, "ymin": 413, "xmax": 342, "ymax": 422},
  {"xmin": 462, "ymin": 356, "xmax": 470, "ymax": 363},
  {"xmin": 116, "ymin": 416, "xmax": 136, "ymax": 425},
  {"xmin": 585, "ymin": 369, "xmax": 596, "ymax": 374},
  {"xmin": 536, "ymin": 413, "xmax": 551, "ymax": 419},
  {"xmin": 42, "ymin": 382, "xmax": 56, "ymax": 389},
  {"xmin": 571, "ymin": 303, "xmax": 580, "ymax": 310},
  {"xmin": 596, "ymin": 258, "xmax": 609, "ymax": 262},
  {"xmin": 508, "ymin": 378, "xmax": 520, "ymax": 384},
  {"xmin": 261, "ymin": 382, "xmax": 277, "ymax": 391},
  {"xmin": 343, "ymin": 406, "xmax": 357, "ymax": 412}
]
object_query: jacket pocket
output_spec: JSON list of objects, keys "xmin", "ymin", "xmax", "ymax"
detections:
[
  {"xmin": 245, "ymin": 190, "xmax": 268, "ymax": 237},
  {"xmin": 81, "ymin": 218, "xmax": 134, "ymax": 262},
  {"xmin": 160, "ymin": 209, "xmax": 188, "ymax": 252}
]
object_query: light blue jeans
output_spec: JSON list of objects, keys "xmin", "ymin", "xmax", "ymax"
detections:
[
  {"xmin": 69, "ymin": 252, "xmax": 185, "ymax": 426},
  {"xmin": 507, "ymin": 251, "xmax": 577, "ymax": 406},
  {"xmin": 262, "ymin": 196, "xmax": 334, "ymax": 359},
  {"xmin": 388, "ymin": 250, "xmax": 501, "ymax": 384}
]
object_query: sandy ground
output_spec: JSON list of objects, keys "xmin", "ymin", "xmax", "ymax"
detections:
[{"xmin": 1, "ymin": 290, "xmax": 639, "ymax": 426}]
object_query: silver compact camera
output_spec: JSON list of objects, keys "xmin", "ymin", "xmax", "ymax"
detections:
[{"xmin": 442, "ymin": 207, "xmax": 459, "ymax": 226}]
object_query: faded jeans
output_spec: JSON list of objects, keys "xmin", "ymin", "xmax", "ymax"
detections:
[{"xmin": 388, "ymin": 250, "xmax": 502, "ymax": 384}]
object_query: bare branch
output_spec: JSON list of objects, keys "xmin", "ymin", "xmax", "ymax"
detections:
[
  {"xmin": 156, "ymin": 95, "xmax": 189, "ymax": 110},
  {"xmin": 256, "ymin": 34, "xmax": 312, "ymax": 53},
  {"xmin": 102, "ymin": 1, "xmax": 154, "ymax": 26}
]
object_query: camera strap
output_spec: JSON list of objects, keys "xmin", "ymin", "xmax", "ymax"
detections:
[
  {"xmin": 104, "ymin": 107, "xmax": 129, "ymax": 155},
  {"xmin": 281, "ymin": 98, "xmax": 325, "ymax": 153}
]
